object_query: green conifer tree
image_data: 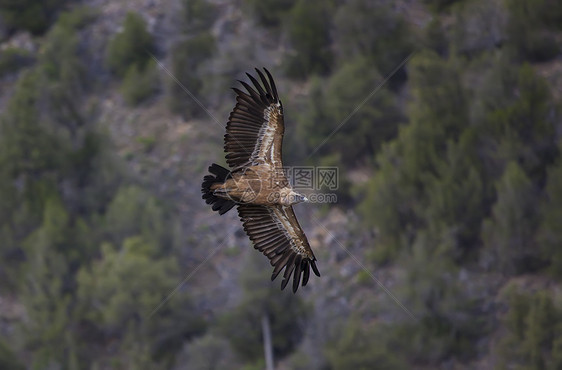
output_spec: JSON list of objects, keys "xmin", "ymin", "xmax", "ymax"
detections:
[{"xmin": 481, "ymin": 161, "xmax": 540, "ymax": 274}]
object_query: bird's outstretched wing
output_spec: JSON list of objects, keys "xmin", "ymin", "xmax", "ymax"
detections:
[
  {"xmin": 238, "ymin": 204, "xmax": 320, "ymax": 292},
  {"xmin": 224, "ymin": 68, "xmax": 284, "ymax": 169}
]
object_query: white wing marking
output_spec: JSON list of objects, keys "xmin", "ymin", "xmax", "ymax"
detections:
[{"xmin": 270, "ymin": 206, "xmax": 307, "ymax": 255}]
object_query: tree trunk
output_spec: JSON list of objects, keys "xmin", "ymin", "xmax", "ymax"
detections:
[{"xmin": 262, "ymin": 313, "xmax": 274, "ymax": 370}]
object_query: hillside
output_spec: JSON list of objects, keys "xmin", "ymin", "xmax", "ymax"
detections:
[{"xmin": 1, "ymin": 0, "xmax": 562, "ymax": 369}]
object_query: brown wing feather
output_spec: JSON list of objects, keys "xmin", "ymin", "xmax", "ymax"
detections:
[
  {"xmin": 238, "ymin": 204, "xmax": 320, "ymax": 292},
  {"xmin": 224, "ymin": 68, "xmax": 284, "ymax": 169}
]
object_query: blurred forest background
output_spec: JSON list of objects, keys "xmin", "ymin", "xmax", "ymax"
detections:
[{"xmin": 1, "ymin": 0, "xmax": 562, "ymax": 369}]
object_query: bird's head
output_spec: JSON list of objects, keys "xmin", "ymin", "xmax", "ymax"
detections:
[{"xmin": 285, "ymin": 190, "xmax": 308, "ymax": 205}]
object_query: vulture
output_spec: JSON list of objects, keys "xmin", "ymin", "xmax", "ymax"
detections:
[{"xmin": 201, "ymin": 68, "xmax": 320, "ymax": 292}]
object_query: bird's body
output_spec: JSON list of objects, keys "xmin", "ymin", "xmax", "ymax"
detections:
[
  {"xmin": 210, "ymin": 164, "xmax": 281, "ymax": 204},
  {"xmin": 201, "ymin": 68, "xmax": 320, "ymax": 292}
]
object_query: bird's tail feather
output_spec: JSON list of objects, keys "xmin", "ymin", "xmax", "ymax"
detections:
[{"xmin": 201, "ymin": 163, "xmax": 236, "ymax": 215}]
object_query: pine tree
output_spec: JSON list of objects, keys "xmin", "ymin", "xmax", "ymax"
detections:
[
  {"xmin": 106, "ymin": 12, "xmax": 155, "ymax": 77},
  {"xmin": 325, "ymin": 316, "xmax": 406, "ymax": 370},
  {"xmin": 423, "ymin": 130, "xmax": 486, "ymax": 260},
  {"xmin": 76, "ymin": 236, "xmax": 205, "ymax": 366},
  {"xmin": 322, "ymin": 57, "xmax": 404, "ymax": 165},
  {"xmin": 497, "ymin": 288, "xmax": 562, "ymax": 369},
  {"xmin": 219, "ymin": 252, "xmax": 309, "ymax": 363},
  {"xmin": 333, "ymin": 0, "xmax": 412, "ymax": 85},
  {"xmin": 481, "ymin": 161, "xmax": 540, "ymax": 274},
  {"xmin": 359, "ymin": 51, "xmax": 469, "ymax": 261},
  {"xmin": 285, "ymin": 0, "xmax": 333, "ymax": 78},
  {"xmin": 523, "ymin": 291, "xmax": 557, "ymax": 368},
  {"xmin": 167, "ymin": 33, "xmax": 215, "ymax": 117},
  {"xmin": 537, "ymin": 144, "xmax": 562, "ymax": 278},
  {"xmin": 18, "ymin": 196, "xmax": 75, "ymax": 368}
]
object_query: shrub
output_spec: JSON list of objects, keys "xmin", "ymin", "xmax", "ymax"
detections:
[
  {"xmin": 424, "ymin": 18, "xmax": 448, "ymax": 56},
  {"xmin": 333, "ymin": 0, "xmax": 413, "ymax": 85},
  {"xmin": 172, "ymin": 334, "xmax": 239, "ymax": 369},
  {"xmin": 121, "ymin": 59, "xmax": 159, "ymax": 106},
  {"xmin": 322, "ymin": 57, "xmax": 403, "ymax": 164},
  {"xmin": 538, "ymin": 149, "xmax": 562, "ymax": 279},
  {"xmin": 0, "ymin": 340, "xmax": 24, "ymax": 370},
  {"xmin": 358, "ymin": 51, "xmax": 470, "ymax": 260},
  {"xmin": 40, "ymin": 17, "xmax": 85, "ymax": 86},
  {"xmin": 106, "ymin": 12, "xmax": 154, "ymax": 77},
  {"xmin": 76, "ymin": 237, "xmax": 206, "ymax": 364},
  {"xmin": 504, "ymin": 0, "xmax": 560, "ymax": 62},
  {"xmin": 297, "ymin": 56, "xmax": 403, "ymax": 173},
  {"xmin": 0, "ymin": 48, "xmax": 34, "ymax": 77},
  {"xmin": 325, "ymin": 317, "xmax": 407, "ymax": 369},
  {"xmin": 56, "ymin": 5, "xmax": 97, "ymax": 30},
  {"xmin": 285, "ymin": 0, "xmax": 333, "ymax": 78},
  {"xmin": 423, "ymin": 0, "xmax": 463, "ymax": 12},
  {"xmin": 244, "ymin": 0, "xmax": 296, "ymax": 28},
  {"xmin": 218, "ymin": 253, "xmax": 309, "ymax": 362},
  {"xmin": 0, "ymin": 0, "xmax": 69, "ymax": 35},
  {"xmin": 497, "ymin": 288, "xmax": 562, "ymax": 369},
  {"xmin": 167, "ymin": 33, "xmax": 215, "ymax": 117},
  {"xmin": 450, "ymin": 0, "xmax": 507, "ymax": 57},
  {"xmin": 481, "ymin": 161, "xmax": 541, "ymax": 274},
  {"xmin": 178, "ymin": 0, "xmax": 217, "ymax": 33}
]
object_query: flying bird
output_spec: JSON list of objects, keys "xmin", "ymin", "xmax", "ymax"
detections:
[{"xmin": 201, "ymin": 68, "xmax": 320, "ymax": 292}]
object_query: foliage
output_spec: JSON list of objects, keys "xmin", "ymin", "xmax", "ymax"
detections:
[
  {"xmin": 325, "ymin": 317, "xmax": 407, "ymax": 369},
  {"xmin": 496, "ymin": 287, "xmax": 562, "ymax": 369},
  {"xmin": 360, "ymin": 50, "xmax": 558, "ymax": 267},
  {"xmin": 481, "ymin": 162, "xmax": 541, "ymax": 274},
  {"xmin": 178, "ymin": 0, "xmax": 218, "ymax": 33},
  {"xmin": 538, "ymin": 148, "xmax": 562, "ymax": 279},
  {"xmin": 504, "ymin": 0, "xmax": 561, "ymax": 61},
  {"xmin": 0, "ymin": 0, "xmax": 70, "ymax": 35},
  {"xmin": 357, "ymin": 48, "xmax": 559, "ymax": 365},
  {"xmin": 106, "ymin": 12, "xmax": 154, "ymax": 77},
  {"xmin": 0, "ymin": 8, "xmax": 192, "ymax": 367},
  {"xmin": 76, "ymin": 237, "xmax": 205, "ymax": 366},
  {"xmin": 424, "ymin": 18, "xmax": 448, "ymax": 56},
  {"xmin": 56, "ymin": 5, "xmax": 98, "ymax": 29},
  {"xmin": 39, "ymin": 12, "xmax": 92, "ymax": 135},
  {"xmin": 0, "ymin": 47, "xmax": 34, "ymax": 77},
  {"xmin": 297, "ymin": 57, "xmax": 403, "ymax": 169},
  {"xmin": 0, "ymin": 340, "xmax": 24, "ymax": 370},
  {"xmin": 173, "ymin": 333, "xmax": 239, "ymax": 370},
  {"xmin": 18, "ymin": 196, "xmax": 76, "ymax": 369},
  {"xmin": 103, "ymin": 185, "xmax": 172, "ymax": 251},
  {"xmin": 333, "ymin": 0, "xmax": 413, "ymax": 86},
  {"xmin": 285, "ymin": 0, "xmax": 333, "ymax": 78},
  {"xmin": 399, "ymin": 236, "xmax": 488, "ymax": 362},
  {"xmin": 474, "ymin": 62, "xmax": 557, "ymax": 178},
  {"xmin": 0, "ymin": 70, "xmax": 65, "ymax": 179},
  {"xmin": 423, "ymin": 0, "xmax": 463, "ymax": 12},
  {"xmin": 121, "ymin": 59, "xmax": 160, "ymax": 105},
  {"xmin": 359, "ymin": 51, "xmax": 469, "ymax": 260},
  {"xmin": 0, "ymin": 31, "xmax": 121, "ymax": 280},
  {"xmin": 167, "ymin": 33, "xmax": 215, "ymax": 117},
  {"xmin": 219, "ymin": 253, "xmax": 310, "ymax": 362},
  {"xmin": 166, "ymin": 0, "xmax": 216, "ymax": 117},
  {"xmin": 243, "ymin": 0, "xmax": 296, "ymax": 28},
  {"xmin": 1, "ymin": 0, "xmax": 562, "ymax": 368},
  {"xmin": 450, "ymin": 0, "xmax": 507, "ymax": 57}
]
